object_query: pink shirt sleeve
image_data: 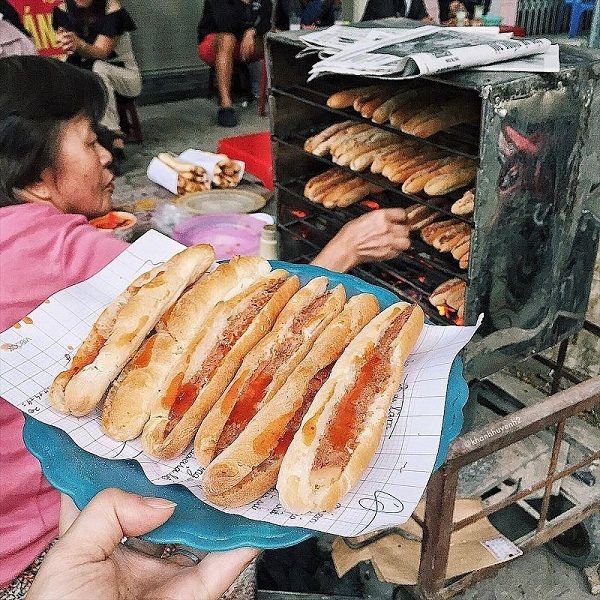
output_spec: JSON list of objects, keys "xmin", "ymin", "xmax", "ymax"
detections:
[
  {"xmin": 0, "ymin": 204, "xmax": 128, "ymax": 586},
  {"xmin": 59, "ymin": 213, "xmax": 129, "ymax": 284}
]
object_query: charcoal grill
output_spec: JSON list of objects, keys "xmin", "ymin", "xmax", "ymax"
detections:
[{"xmin": 266, "ymin": 19, "xmax": 600, "ymax": 381}]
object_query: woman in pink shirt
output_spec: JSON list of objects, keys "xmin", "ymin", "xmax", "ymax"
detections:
[
  {"xmin": 0, "ymin": 55, "xmax": 126, "ymax": 589},
  {"xmin": 0, "ymin": 56, "xmax": 258, "ymax": 599}
]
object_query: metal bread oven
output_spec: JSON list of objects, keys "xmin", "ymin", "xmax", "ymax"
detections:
[{"xmin": 266, "ymin": 19, "xmax": 600, "ymax": 381}]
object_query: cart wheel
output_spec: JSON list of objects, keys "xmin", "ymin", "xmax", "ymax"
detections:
[{"xmin": 547, "ymin": 512, "xmax": 600, "ymax": 568}]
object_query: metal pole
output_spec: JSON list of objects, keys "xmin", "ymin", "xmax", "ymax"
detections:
[{"xmin": 590, "ymin": 0, "xmax": 600, "ymax": 48}]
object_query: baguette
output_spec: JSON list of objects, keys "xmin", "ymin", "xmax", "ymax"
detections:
[
  {"xmin": 277, "ymin": 302, "xmax": 425, "ymax": 513},
  {"xmin": 330, "ymin": 182, "xmax": 383, "ymax": 209},
  {"xmin": 408, "ymin": 102, "xmax": 480, "ymax": 138},
  {"xmin": 387, "ymin": 155, "xmax": 445, "ymax": 184},
  {"xmin": 429, "ymin": 278, "xmax": 463, "ymax": 306},
  {"xmin": 101, "ymin": 256, "xmax": 271, "ymax": 441},
  {"xmin": 313, "ymin": 123, "xmax": 371, "ymax": 157},
  {"xmin": 431, "ymin": 223, "xmax": 470, "ymax": 251},
  {"xmin": 446, "ymin": 282, "xmax": 466, "ymax": 309},
  {"xmin": 331, "ymin": 127, "xmax": 378, "ymax": 159},
  {"xmin": 459, "ymin": 252, "xmax": 470, "ymax": 270},
  {"xmin": 319, "ymin": 177, "xmax": 361, "ymax": 206},
  {"xmin": 327, "ymin": 85, "xmax": 390, "ymax": 109},
  {"xmin": 336, "ymin": 133, "xmax": 399, "ymax": 167},
  {"xmin": 370, "ymin": 145, "xmax": 409, "ymax": 174},
  {"xmin": 371, "ymin": 87, "xmax": 423, "ymax": 124},
  {"xmin": 401, "ymin": 158, "xmax": 474, "ymax": 194},
  {"xmin": 353, "ymin": 87, "xmax": 394, "ymax": 112},
  {"xmin": 305, "ymin": 170, "xmax": 351, "ymax": 201},
  {"xmin": 451, "ymin": 189, "xmax": 475, "ymax": 215},
  {"xmin": 400, "ymin": 158, "xmax": 451, "ymax": 193},
  {"xmin": 49, "ymin": 245, "xmax": 215, "ymax": 416},
  {"xmin": 304, "ymin": 121, "xmax": 353, "ymax": 153},
  {"xmin": 349, "ymin": 141, "xmax": 401, "ymax": 172},
  {"xmin": 405, "ymin": 199, "xmax": 448, "ymax": 231},
  {"xmin": 451, "ymin": 238, "xmax": 470, "ymax": 260},
  {"xmin": 194, "ymin": 278, "xmax": 346, "ymax": 467},
  {"xmin": 141, "ymin": 271, "xmax": 300, "ymax": 459},
  {"xmin": 438, "ymin": 229, "xmax": 470, "ymax": 253},
  {"xmin": 201, "ymin": 294, "xmax": 380, "ymax": 507},
  {"xmin": 424, "ymin": 166, "xmax": 477, "ymax": 196},
  {"xmin": 360, "ymin": 94, "xmax": 391, "ymax": 119},
  {"xmin": 421, "ymin": 219, "xmax": 460, "ymax": 245}
]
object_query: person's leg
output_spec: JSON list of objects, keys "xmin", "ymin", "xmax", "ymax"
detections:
[
  {"xmin": 245, "ymin": 37, "xmax": 265, "ymax": 100},
  {"xmin": 438, "ymin": 0, "xmax": 451, "ymax": 22},
  {"xmin": 215, "ymin": 32, "xmax": 238, "ymax": 109},
  {"xmin": 92, "ymin": 61, "xmax": 142, "ymax": 136}
]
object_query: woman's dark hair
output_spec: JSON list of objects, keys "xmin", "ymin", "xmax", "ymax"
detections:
[
  {"xmin": 64, "ymin": 0, "xmax": 108, "ymax": 37},
  {"xmin": 0, "ymin": 55, "xmax": 107, "ymax": 207}
]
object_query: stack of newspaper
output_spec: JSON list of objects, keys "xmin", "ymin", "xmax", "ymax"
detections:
[{"xmin": 300, "ymin": 25, "xmax": 559, "ymax": 80}]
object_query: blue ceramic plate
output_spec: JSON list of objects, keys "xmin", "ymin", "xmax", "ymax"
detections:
[{"xmin": 23, "ymin": 261, "xmax": 468, "ymax": 551}]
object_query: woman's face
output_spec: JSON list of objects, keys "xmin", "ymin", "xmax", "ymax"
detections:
[
  {"xmin": 74, "ymin": 0, "xmax": 95, "ymax": 8},
  {"xmin": 46, "ymin": 116, "xmax": 114, "ymax": 218}
]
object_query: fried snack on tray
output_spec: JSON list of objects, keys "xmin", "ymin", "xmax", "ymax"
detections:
[
  {"xmin": 213, "ymin": 156, "xmax": 243, "ymax": 188},
  {"xmin": 157, "ymin": 152, "xmax": 210, "ymax": 194}
]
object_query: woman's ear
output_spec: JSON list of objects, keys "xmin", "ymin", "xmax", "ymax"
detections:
[{"xmin": 18, "ymin": 169, "xmax": 56, "ymax": 207}]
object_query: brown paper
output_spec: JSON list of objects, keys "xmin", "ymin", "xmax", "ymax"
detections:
[{"xmin": 332, "ymin": 498, "xmax": 520, "ymax": 586}]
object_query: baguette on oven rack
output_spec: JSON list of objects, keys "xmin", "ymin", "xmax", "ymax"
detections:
[
  {"xmin": 277, "ymin": 302, "xmax": 425, "ymax": 513},
  {"xmin": 141, "ymin": 271, "xmax": 300, "ymax": 459},
  {"xmin": 312, "ymin": 123, "xmax": 371, "ymax": 157},
  {"xmin": 404, "ymin": 199, "xmax": 449, "ymax": 231},
  {"xmin": 101, "ymin": 256, "xmax": 271, "ymax": 441},
  {"xmin": 451, "ymin": 238, "xmax": 470, "ymax": 260},
  {"xmin": 201, "ymin": 294, "xmax": 380, "ymax": 507},
  {"xmin": 194, "ymin": 277, "xmax": 347, "ymax": 467},
  {"xmin": 49, "ymin": 245, "xmax": 215, "ymax": 416},
  {"xmin": 326, "ymin": 85, "xmax": 391, "ymax": 109},
  {"xmin": 424, "ymin": 165, "xmax": 477, "ymax": 196},
  {"xmin": 304, "ymin": 121, "xmax": 354, "ymax": 153},
  {"xmin": 451, "ymin": 189, "xmax": 475, "ymax": 215},
  {"xmin": 401, "ymin": 157, "xmax": 475, "ymax": 195},
  {"xmin": 429, "ymin": 278, "xmax": 465, "ymax": 306}
]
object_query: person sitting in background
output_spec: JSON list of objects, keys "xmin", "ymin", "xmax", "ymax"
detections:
[
  {"xmin": 52, "ymin": 0, "xmax": 142, "ymax": 157},
  {"xmin": 0, "ymin": 0, "xmax": 36, "ymax": 57},
  {"xmin": 197, "ymin": 0, "xmax": 272, "ymax": 128},
  {"xmin": 361, "ymin": 0, "xmax": 433, "ymax": 23},
  {"xmin": 275, "ymin": 0, "xmax": 340, "ymax": 30},
  {"xmin": 0, "ymin": 0, "xmax": 29, "ymax": 36}
]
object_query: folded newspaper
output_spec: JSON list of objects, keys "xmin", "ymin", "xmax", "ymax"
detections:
[{"xmin": 301, "ymin": 25, "xmax": 555, "ymax": 80}]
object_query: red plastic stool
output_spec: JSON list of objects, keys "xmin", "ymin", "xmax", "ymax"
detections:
[
  {"xmin": 499, "ymin": 25, "xmax": 526, "ymax": 37},
  {"xmin": 218, "ymin": 131, "xmax": 273, "ymax": 190}
]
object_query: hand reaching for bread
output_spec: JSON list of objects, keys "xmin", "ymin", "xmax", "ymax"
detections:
[{"xmin": 311, "ymin": 208, "xmax": 411, "ymax": 272}]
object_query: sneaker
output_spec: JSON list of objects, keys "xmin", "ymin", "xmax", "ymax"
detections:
[{"xmin": 217, "ymin": 107, "xmax": 238, "ymax": 127}]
